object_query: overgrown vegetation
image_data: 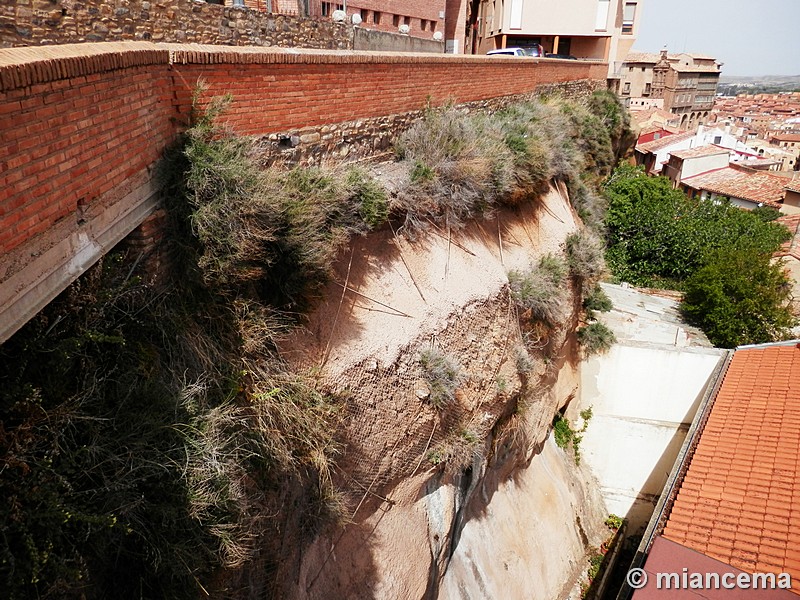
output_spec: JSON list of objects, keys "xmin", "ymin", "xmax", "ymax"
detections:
[
  {"xmin": 508, "ymin": 254, "xmax": 569, "ymax": 326},
  {"xmin": 427, "ymin": 428, "xmax": 481, "ymax": 472},
  {"xmin": 552, "ymin": 407, "xmax": 593, "ymax": 465},
  {"xmin": 584, "ymin": 285, "xmax": 613, "ymax": 320},
  {"xmin": 0, "ymin": 87, "xmax": 633, "ymax": 597},
  {"xmin": 419, "ymin": 348, "xmax": 464, "ymax": 409},
  {"xmin": 682, "ymin": 247, "xmax": 797, "ymax": 348},
  {"xmin": 396, "ymin": 90, "xmax": 632, "ymax": 232},
  {"xmin": 577, "ymin": 322, "xmax": 617, "ymax": 356},
  {"xmin": 184, "ymin": 94, "xmax": 389, "ymax": 309},
  {"xmin": 604, "ymin": 164, "xmax": 795, "ymax": 347}
]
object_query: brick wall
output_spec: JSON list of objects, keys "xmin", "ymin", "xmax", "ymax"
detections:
[
  {"xmin": 0, "ymin": 42, "xmax": 606, "ymax": 259},
  {"xmin": 0, "ymin": 44, "xmax": 175, "ymax": 257},
  {"xmin": 170, "ymin": 47, "xmax": 608, "ymax": 137}
]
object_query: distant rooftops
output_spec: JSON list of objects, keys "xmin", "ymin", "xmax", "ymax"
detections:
[
  {"xmin": 681, "ymin": 164, "xmax": 788, "ymax": 207},
  {"xmin": 670, "ymin": 145, "xmax": 729, "ymax": 160},
  {"xmin": 636, "ymin": 130, "xmax": 695, "ymax": 153}
]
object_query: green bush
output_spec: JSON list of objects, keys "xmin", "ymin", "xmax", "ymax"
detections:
[
  {"xmin": 577, "ymin": 322, "xmax": 616, "ymax": 356},
  {"xmin": 395, "ymin": 105, "xmax": 514, "ymax": 230},
  {"xmin": 681, "ymin": 247, "xmax": 796, "ymax": 348},
  {"xmin": 182, "ymin": 104, "xmax": 390, "ymax": 310},
  {"xmin": 552, "ymin": 414, "xmax": 586, "ymax": 465},
  {"xmin": 584, "ymin": 285, "xmax": 613, "ymax": 319},
  {"xmin": 566, "ymin": 230, "xmax": 606, "ymax": 291},
  {"xmin": 395, "ymin": 94, "xmax": 631, "ymax": 232},
  {"xmin": 508, "ymin": 254, "xmax": 569, "ymax": 325},
  {"xmin": 419, "ymin": 348, "xmax": 464, "ymax": 409}
]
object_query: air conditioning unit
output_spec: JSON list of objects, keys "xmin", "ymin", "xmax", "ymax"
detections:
[
  {"xmin": 398, "ymin": 23, "xmax": 410, "ymax": 34},
  {"xmin": 433, "ymin": 31, "xmax": 443, "ymax": 41},
  {"xmin": 332, "ymin": 9, "xmax": 346, "ymax": 22},
  {"xmin": 351, "ymin": 14, "xmax": 362, "ymax": 25}
]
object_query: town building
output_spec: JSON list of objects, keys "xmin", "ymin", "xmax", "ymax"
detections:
[
  {"xmin": 225, "ymin": 0, "xmax": 447, "ymax": 41},
  {"xmin": 615, "ymin": 50, "xmax": 721, "ymax": 130},
  {"xmin": 449, "ymin": 0, "xmax": 640, "ymax": 77},
  {"xmin": 680, "ymin": 164, "xmax": 790, "ymax": 210}
]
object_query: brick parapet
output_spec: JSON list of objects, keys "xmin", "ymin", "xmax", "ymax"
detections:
[{"xmin": 0, "ymin": 42, "xmax": 607, "ymax": 259}]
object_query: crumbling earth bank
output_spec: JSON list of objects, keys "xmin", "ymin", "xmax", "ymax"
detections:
[{"xmin": 281, "ymin": 185, "xmax": 608, "ymax": 599}]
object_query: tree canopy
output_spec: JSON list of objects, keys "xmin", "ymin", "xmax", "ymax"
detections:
[{"xmin": 603, "ymin": 164, "xmax": 796, "ymax": 347}]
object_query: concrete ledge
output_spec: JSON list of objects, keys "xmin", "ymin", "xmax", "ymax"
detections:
[{"xmin": 0, "ymin": 170, "xmax": 159, "ymax": 344}]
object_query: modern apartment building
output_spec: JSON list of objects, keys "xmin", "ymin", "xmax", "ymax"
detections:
[
  {"xmin": 616, "ymin": 50, "xmax": 721, "ymax": 130},
  {"xmin": 452, "ymin": 0, "xmax": 640, "ymax": 76}
]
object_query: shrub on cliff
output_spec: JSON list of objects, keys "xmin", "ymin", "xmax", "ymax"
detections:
[
  {"xmin": 566, "ymin": 229, "xmax": 606, "ymax": 294},
  {"xmin": 419, "ymin": 348, "xmax": 465, "ymax": 409},
  {"xmin": 508, "ymin": 254, "xmax": 569, "ymax": 326},
  {"xmin": 181, "ymin": 98, "xmax": 388, "ymax": 309},
  {"xmin": 395, "ymin": 105, "xmax": 515, "ymax": 230},
  {"xmin": 577, "ymin": 322, "xmax": 617, "ymax": 356},
  {"xmin": 396, "ymin": 94, "xmax": 627, "ymax": 232}
]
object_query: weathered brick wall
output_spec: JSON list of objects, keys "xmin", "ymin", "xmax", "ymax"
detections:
[
  {"xmin": 251, "ymin": 79, "xmax": 605, "ymax": 167},
  {"xmin": 0, "ymin": 43, "xmax": 176, "ymax": 256},
  {"xmin": 0, "ymin": 42, "xmax": 606, "ymax": 259},
  {"xmin": 171, "ymin": 47, "xmax": 608, "ymax": 136},
  {"xmin": 0, "ymin": 0, "xmax": 352, "ymax": 48}
]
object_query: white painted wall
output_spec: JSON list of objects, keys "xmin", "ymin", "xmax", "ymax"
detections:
[
  {"xmin": 576, "ymin": 284, "xmax": 725, "ymax": 536},
  {"xmin": 579, "ymin": 345, "xmax": 723, "ymax": 535}
]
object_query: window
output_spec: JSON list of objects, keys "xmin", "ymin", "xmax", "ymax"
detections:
[
  {"xmin": 420, "ymin": 19, "xmax": 427, "ymax": 31},
  {"xmin": 373, "ymin": 11, "xmax": 381, "ymax": 24},
  {"xmin": 713, "ymin": 136, "xmax": 722, "ymax": 144},
  {"xmin": 321, "ymin": 2, "xmax": 343, "ymax": 16},
  {"xmin": 622, "ymin": 2, "xmax": 636, "ymax": 34},
  {"xmin": 360, "ymin": 9, "xmax": 368, "ymax": 21},
  {"xmin": 392, "ymin": 14, "xmax": 400, "ymax": 26},
  {"xmin": 595, "ymin": 0, "xmax": 610, "ymax": 31},
  {"xmin": 403, "ymin": 16, "xmax": 411, "ymax": 25},
  {"xmin": 644, "ymin": 83, "xmax": 651, "ymax": 95},
  {"xmin": 623, "ymin": 82, "xmax": 631, "ymax": 95}
]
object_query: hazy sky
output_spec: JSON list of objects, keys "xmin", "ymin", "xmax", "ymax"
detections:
[{"xmin": 635, "ymin": 0, "xmax": 800, "ymax": 77}]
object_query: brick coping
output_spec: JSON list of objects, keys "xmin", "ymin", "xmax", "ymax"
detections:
[{"xmin": 0, "ymin": 41, "xmax": 607, "ymax": 92}]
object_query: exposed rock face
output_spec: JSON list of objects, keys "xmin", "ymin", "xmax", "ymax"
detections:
[{"xmin": 281, "ymin": 184, "xmax": 608, "ymax": 598}]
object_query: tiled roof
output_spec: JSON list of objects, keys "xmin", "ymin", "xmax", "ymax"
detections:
[
  {"xmin": 786, "ymin": 180, "xmax": 800, "ymax": 194},
  {"xmin": 662, "ymin": 344, "xmax": 800, "ymax": 595},
  {"xmin": 681, "ymin": 165, "xmax": 787, "ymax": 207},
  {"xmin": 636, "ymin": 130, "xmax": 695, "ymax": 153},
  {"xmin": 624, "ymin": 51, "xmax": 663, "ymax": 63},
  {"xmin": 631, "ymin": 107, "xmax": 680, "ymax": 124},
  {"xmin": 670, "ymin": 145, "xmax": 729, "ymax": 160},
  {"xmin": 772, "ymin": 133, "xmax": 800, "ymax": 142},
  {"xmin": 672, "ymin": 64, "xmax": 721, "ymax": 73}
]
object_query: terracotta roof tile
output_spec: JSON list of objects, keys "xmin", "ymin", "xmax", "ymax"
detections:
[
  {"xmin": 662, "ymin": 344, "xmax": 800, "ymax": 592},
  {"xmin": 670, "ymin": 144, "xmax": 730, "ymax": 160},
  {"xmin": 681, "ymin": 165, "xmax": 788, "ymax": 207},
  {"xmin": 636, "ymin": 129, "xmax": 695, "ymax": 153}
]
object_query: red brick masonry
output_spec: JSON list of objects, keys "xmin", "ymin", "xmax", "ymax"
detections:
[{"xmin": 0, "ymin": 42, "xmax": 606, "ymax": 258}]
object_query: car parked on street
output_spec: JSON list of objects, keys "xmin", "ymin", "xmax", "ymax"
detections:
[{"xmin": 487, "ymin": 44, "xmax": 546, "ymax": 58}]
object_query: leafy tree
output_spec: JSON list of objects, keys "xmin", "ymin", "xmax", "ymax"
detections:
[
  {"xmin": 603, "ymin": 165, "xmax": 791, "ymax": 287},
  {"xmin": 681, "ymin": 247, "xmax": 796, "ymax": 348}
]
